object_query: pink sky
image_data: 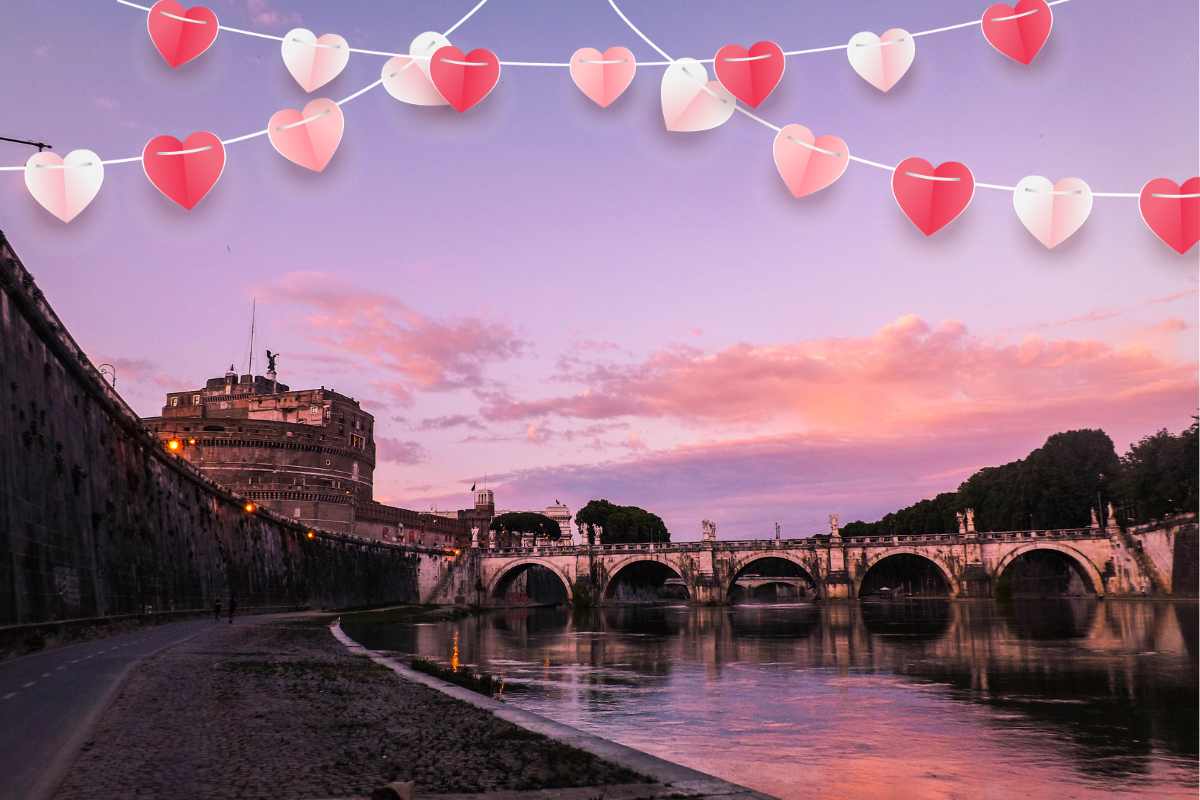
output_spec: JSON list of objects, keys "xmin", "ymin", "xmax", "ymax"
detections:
[{"xmin": 2, "ymin": 0, "xmax": 1196, "ymax": 537}]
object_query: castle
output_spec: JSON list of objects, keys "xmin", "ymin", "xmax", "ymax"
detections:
[
  {"xmin": 143, "ymin": 367, "xmax": 486, "ymax": 547},
  {"xmin": 141, "ymin": 366, "xmax": 573, "ymax": 548}
]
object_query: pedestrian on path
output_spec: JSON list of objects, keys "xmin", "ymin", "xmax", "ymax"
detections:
[
  {"xmin": 213, "ymin": 599, "xmax": 222, "ymax": 621},
  {"xmin": 228, "ymin": 595, "xmax": 237, "ymax": 624}
]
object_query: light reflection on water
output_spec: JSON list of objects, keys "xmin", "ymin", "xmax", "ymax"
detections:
[{"xmin": 344, "ymin": 600, "xmax": 1198, "ymax": 800}]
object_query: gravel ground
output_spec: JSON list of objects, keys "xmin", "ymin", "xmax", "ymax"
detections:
[{"xmin": 54, "ymin": 614, "xmax": 645, "ymax": 799}]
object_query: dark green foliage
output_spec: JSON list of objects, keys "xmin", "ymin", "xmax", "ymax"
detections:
[
  {"xmin": 576, "ymin": 499, "xmax": 670, "ymax": 544},
  {"xmin": 1115, "ymin": 421, "xmax": 1199, "ymax": 523},
  {"xmin": 488, "ymin": 511, "xmax": 562, "ymax": 540},
  {"xmin": 844, "ymin": 425, "xmax": 1197, "ymax": 536}
]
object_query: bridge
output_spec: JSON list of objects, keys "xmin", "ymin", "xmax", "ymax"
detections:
[{"xmin": 432, "ymin": 516, "xmax": 1197, "ymax": 605}]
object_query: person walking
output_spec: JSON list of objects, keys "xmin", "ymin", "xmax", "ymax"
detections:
[
  {"xmin": 228, "ymin": 594, "xmax": 237, "ymax": 624},
  {"xmin": 213, "ymin": 598, "xmax": 222, "ymax": 622}
]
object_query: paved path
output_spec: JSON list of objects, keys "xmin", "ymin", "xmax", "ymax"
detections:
[{"xmin": 0, "ymin": 618, "xmax": 218, "ymax": 800}]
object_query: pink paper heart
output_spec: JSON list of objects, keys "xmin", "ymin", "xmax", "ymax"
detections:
[
  {"xmin": 569, "ymin": 47, "xmax": 636, "ymax": 108},
  {"xmin": 1012, "ymin": 176, "xmax": 1092, "ymax": 248},
  {"xmin": 268, "ymin": 99, "xmax": 344, "ymax": 172},
  {"xmin": 846, "ymin": 29, "xmax": 915, "ymax": 92},
  {"xmin": 281, "ymin": 28, "xmax": 350, "ymax": 92},
  {"xmin": 24, "ymin": 150, "xmax": 104, "ymax": 223},
  {"xmin": 382, "ymin": 55, "xmax": 448, "ymax": 106},
  {"xmin": 772, "ymin": 125, "xmax": 849, "ymax": 198}
]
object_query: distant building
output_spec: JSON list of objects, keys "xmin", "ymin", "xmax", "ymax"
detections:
[
  {"xmin": 544, "ymin": 502, "xmax": 574, "ymax": 543},
  {"xmin": 142, "ymin": 367, "xmax": 481, "ymax": 548}
]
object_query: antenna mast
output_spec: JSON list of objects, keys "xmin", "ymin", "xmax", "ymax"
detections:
[{"xmin": 245, "ymin": 298, "xmax": 256, "ymax": 375}]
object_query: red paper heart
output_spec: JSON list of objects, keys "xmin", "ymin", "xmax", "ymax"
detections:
[
  {"xmin": 1139, "ymin": 177, "xmax": 1200, "ymax": 255},
  {"xmin": 714, "ymin": 41, "xmax": 785, "ymax": 108},
  {"xmin": 147, "ymin": 0, "xmax": 219, "ymax": 68},
  {"xmin": 892, "ymin": 158, "xmax": 975, "ymax": 236},
  {"xmin": 430, "ymin": 46, "xmax": 501, "ymax": 112},
  {"xmin": 981, "ymin": 0, "xmax": 1052, "ymax": 65},
  {"xmin": 142, "ymin": 132, "xmax": 226, "ymax": 210}
]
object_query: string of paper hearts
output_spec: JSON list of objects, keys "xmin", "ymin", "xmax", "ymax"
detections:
[
  {"xmin": 604, "ymin": 0, "xmax": 1198, "ymax": 254},
  {"xmin": 118, "ymin": 0, "xmax": 1071, "ymax": 99},
  {"xmin": 6, "ymin": 0, "xmax": 1198, "ymax": 254}
]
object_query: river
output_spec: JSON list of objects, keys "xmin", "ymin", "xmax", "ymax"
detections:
[{"xmin": 343, "ymin": 600, "xmax": 1198, "ymax": 799}]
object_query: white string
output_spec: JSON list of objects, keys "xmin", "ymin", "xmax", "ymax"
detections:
[
  {"xmin": 117, "ymin": 0, "xmax": 1073, "ymax": 65},
  {"xmin": 605, "ymin": 0, "xmax": 1145, "ymax": 199},
  {"xmin": 0, "ymin": 0, "xmax": 1154, "ymax": 201},
  {"xmin": 0, "ymin": 2, "xmax": 489, "ymax": 169}
]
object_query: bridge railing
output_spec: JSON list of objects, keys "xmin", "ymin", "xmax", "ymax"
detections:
[{"xmin": 477, "ymin": 526, "xmax": 1117, "ymax": 558}]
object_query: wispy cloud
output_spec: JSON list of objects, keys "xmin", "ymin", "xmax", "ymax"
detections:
[{"xmin": 263, "ymin": 271, "xmax": 525, "ymax": 398}]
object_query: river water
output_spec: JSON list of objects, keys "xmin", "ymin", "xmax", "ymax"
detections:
[{"xmin": 344, "ymin": 600, "xmax": 1198, "ymax": 799}]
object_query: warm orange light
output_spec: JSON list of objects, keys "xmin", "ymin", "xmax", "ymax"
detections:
[
  {"xmin": 305, "ymin": 530, "xmax": 316, "ymax": 541},
  {"xmin": 166, "ymin": 439, "xmax": 181, "ymax": 452},
  {"xmin": 243, "ymin": 502, "xmax": 257, "ymax": 513},
  {"xmin": 187, "ymin": 438, "xmax": 197, "ymax": 445}
]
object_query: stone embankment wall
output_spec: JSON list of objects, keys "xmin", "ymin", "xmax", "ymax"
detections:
[{"xmin": 0, "ymin": 233, "xmax": 448, "ymax": 627}]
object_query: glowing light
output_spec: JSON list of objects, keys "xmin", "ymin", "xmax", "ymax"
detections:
[
  {"xmin": 450, "ymin": 630, "xmax": 460, "ymax": 673},
  {"xmin": 305, "ymin": 529, "xmax": 316, "ymax": 540},
  {"xmin": 187, "ymin": 437, "xmax": 197, "ymax": 445},
  {"xmin": 243, "ymin": 501, "xmax": 257, "ymax": 513},
  {"xmin": 166, "ymin": 438, "xmax": 181, "ymax": 452}
]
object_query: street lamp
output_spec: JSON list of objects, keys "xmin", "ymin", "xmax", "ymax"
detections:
[
  {"xmin": 166, "ymin": 438, "xmax": 182, "ymax": 452},
  {"xmin": 243, "ymin": 501, "xmax": 257, "ymax": 514},
  {"xmin": 98, "ymin": 363, "xmax": 117, "ymax": 387}
]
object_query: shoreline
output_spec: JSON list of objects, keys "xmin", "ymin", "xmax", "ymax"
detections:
[{"xmin": 330, "ymin": 618, "xmax": 773, "ymax": 799}]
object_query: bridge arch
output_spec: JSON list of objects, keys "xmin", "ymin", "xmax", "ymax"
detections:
[
  {"xmin": 856, "ymin": 548, "xmax": 959, "ymax": 598},
  {"xmin": 726, "ymin": 553, "xmax": 820, "ymax": 601},
  {"xmin": 602, "ymin": 556, "xmax": 691, "ymax": 600},
  {"xmin": 992, "ymin": 542, "xmax": 1105, "ymax": 597},
  {"xmin": 487, "ymin": 559, "xmax": 574, "ymax": 604}
]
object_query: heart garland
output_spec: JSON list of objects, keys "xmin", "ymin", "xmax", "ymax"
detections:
[{"xmin": 16, "ymin": 0, "xmax": 1194, "ymax": 256}]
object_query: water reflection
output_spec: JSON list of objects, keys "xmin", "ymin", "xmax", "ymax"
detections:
[{"xmin": 345, "ymin": 600, "xmax": 1198, "ymax": 800}]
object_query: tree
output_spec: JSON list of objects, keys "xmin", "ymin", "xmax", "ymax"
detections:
[
  {"xmin": 489, "ymin": 512, "xmax": 563, "ymax": 544},
  {"xmin": 576, "ymin": 499, "xmax": 669, "ymax": 544},
  {"xmin": 1115, "ymin": 421, "xmax": 1199, "ymax": 523},
  {"xmin": 843, "ymin": 429, "xmax": 1123, "ymax": 536}
]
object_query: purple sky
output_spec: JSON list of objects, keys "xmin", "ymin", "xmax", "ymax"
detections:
[{"xmin": 2, "ymin": 0, "xmax": 1197, "ymax": 538}]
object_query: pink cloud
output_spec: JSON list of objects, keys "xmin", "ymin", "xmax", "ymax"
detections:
[
  {"xmin": 376, "ymin": 437, "xmax": 426, "ymax": 465},
  {"xmin": 264, "ymin": 272, "xmax": 525, "ymax": 395},
  {"xmin": 479, "ymin": 315, "xmax": 1197, "ymax": 437}
]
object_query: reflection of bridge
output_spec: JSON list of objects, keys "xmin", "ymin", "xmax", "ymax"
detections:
[{"xmin": 426, "ymin": 516, "xmax": 1196, "ymax": 605}]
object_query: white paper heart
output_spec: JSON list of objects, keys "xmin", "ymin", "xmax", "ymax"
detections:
[
  {"xmin": 281, "ymin": 28, "xmax": 350, "ymax": 93},
  {"xmin": 846, "ymin": 29, "xmax": 915, "ymax": 92},
  {"xmin": 1013, "ymin": 176, "xmax": 1093, "ymax": 249},
  {"xmin": 660, "ymin": 58, "xmax": 736, "ymax": 133},
  {"xmin": 410, "ymin": 31, "xmax": 451, "ymax": 81},
  {"xmin": 24, "ymin": 149, "xmax": 104, "ymax": 223}
]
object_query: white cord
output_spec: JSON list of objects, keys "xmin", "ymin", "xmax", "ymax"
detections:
[
  {"xmin": 0, "ymin": 0, "xmax": 1156, "ymax": 200},
  {"xmin": 116, "ymin": 0, "xmax": 1073, "ymax": 65},
  {"xmin": 605, "ymin": 0, "xmax": 1144, "ymax": 199},
  {"xmin": 0, "ymin": 1, "xmax": 491, "ymax": 170}
]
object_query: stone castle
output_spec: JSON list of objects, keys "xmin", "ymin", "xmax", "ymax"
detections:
[{"xmin": 141, "ymin": 366, "xmax": 571, "ymax": 548}]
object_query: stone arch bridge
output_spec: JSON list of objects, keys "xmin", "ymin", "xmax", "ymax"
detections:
[{"xmin": 428, "ymin": 517, "xmax": 1196, "ymax": 605}]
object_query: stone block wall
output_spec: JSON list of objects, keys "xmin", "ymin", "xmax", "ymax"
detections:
[{"xmin": 0, "ymin": 234, "xmax": 428, "ymax": 626}]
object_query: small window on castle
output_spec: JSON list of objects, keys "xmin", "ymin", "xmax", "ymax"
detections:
[
  {"xmin": 310, "ymin": 404, "xmax": 320, "ymax": 414},
  {"xmin": 192, "ymin": 395, "xmax": 201, "ymax": 405},
  {"xmin": 350, "ymin": 434, "xmax": 365, "ymax": 450},
  {"xmin": 170, "ymin": 397, "xmax": 179, "ymax": 407},
  {"xmin": 294, "ymin": 507, "xmax": 301, "ymax": 518}
]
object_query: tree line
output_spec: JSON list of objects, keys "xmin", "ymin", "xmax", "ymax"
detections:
[{"xmin": 841, "ymin": 422, "xmax": 1198, "ymax": 537}]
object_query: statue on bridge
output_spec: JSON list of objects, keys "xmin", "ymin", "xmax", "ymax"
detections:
[
  {"xmin": 829, "ymin": 514, "xmax": 840, "ymax": 539},
  {"xmin": 965, "ymin": 508, "xmax": 976, "ymax": 533},
  {"xmin": 702, "ymin": 519, "xmax": 717, "ymax": 543},
  {"xmin": 1106, "ymin": 502, "xmax": 1120, "ymax": 533},
  {"xmin": 471, "ymin": 526, "xmax": 480, "ymax": 548},
  {"xmin": 1090, "ymin": 508, "xmax": 1100, "ymax": 529},
  {"xmin": 956, "ymin": 511, "xmax": 966, "ymax": 534}
]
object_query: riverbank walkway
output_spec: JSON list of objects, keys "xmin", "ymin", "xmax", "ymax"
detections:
[{"xmin": 1, "ymin": 611, "xmax": 766, "ymax": 800}]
